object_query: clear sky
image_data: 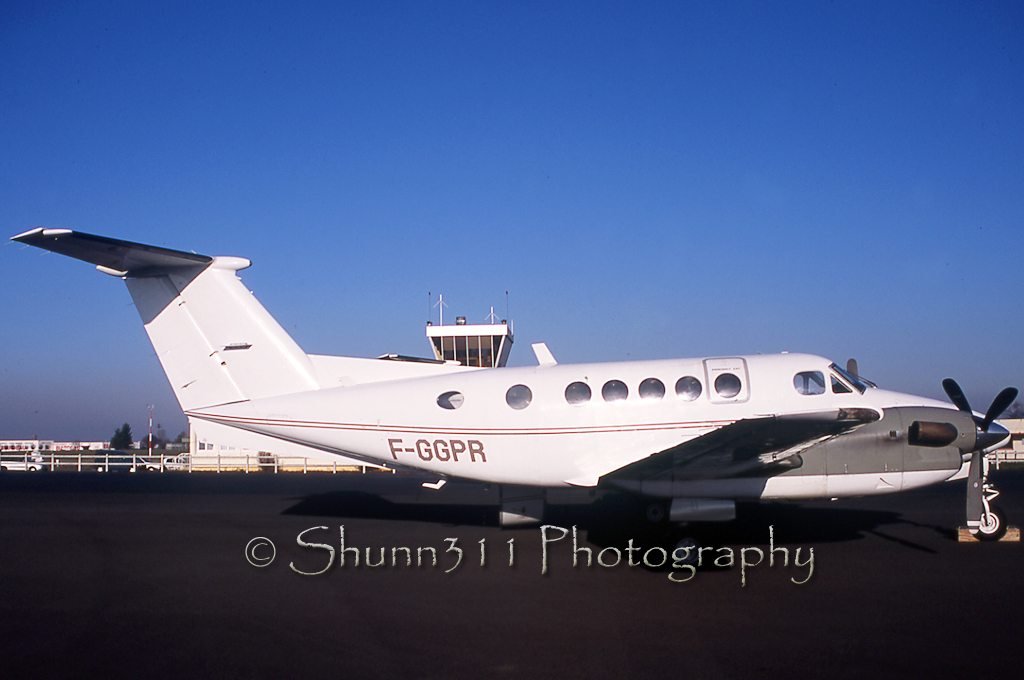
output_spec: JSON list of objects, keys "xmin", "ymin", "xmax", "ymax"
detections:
[{"xmin": 2, "ymin": 1, "xmax": 1022, "ymax": 442}]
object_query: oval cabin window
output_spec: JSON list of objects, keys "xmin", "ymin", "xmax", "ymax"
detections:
[{"xmin": 506, "ymin": 384, "xmax": 533, "ymax": 410}]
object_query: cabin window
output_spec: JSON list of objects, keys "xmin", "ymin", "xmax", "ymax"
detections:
[
  {"xmin": 602, "ymin": 380, "xmax": 628, "ymax": 402},
  {"xmin": 675, "ymin": 376, "xmax": 702, "ymax": 401},
  {"xmin": 639, "ymin": 378, "xmax": 665, "ymax": 400},
  {"xmin": 506, "ymin": 384, "xmax": 533, "ymax": 410},
  {"xmin": 794, "ymin": 371, "xmax": 826, "ymax": 395},
  {"xmin": 565, "ymin": 382, "xmax": 591, "ymax": 405},
  {"xmin": 437, "ymin": 391, "xmax": 465, "ymax": 410},
  {"xmin": 714, "ymin": 373, "xmax": 742, "ymax": 399}
]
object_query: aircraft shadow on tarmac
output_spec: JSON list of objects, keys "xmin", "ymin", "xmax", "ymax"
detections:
[{"xmin": 280, "ymin": 477, "xmax": 958, "ymax": 553}]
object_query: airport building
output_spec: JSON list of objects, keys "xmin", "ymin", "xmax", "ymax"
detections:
[
  {"xmin": 425, "ymin": 316, "xmax": 513, "ymax": 367},
  {"xmin": 0, "ymin": 440, "xmax": 55, "ymax": 453}
]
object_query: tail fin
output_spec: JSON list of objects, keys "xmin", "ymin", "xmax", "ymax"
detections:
[{"xmin": 12, "ymin": 228, "xmax": 319, "ymax": 411}]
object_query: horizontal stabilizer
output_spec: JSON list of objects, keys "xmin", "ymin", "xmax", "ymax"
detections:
[{"xmin": 11, "ymin": 228, "xmax": 214, "ymax": 277}]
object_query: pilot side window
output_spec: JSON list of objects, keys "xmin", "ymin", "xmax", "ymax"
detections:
[
  {"xmin": 794, "ymin": 371, "xmax": 826, "ymax": 395},
  {"xmin": 831, "ymin": 375, "xmax": 852, "ymax": 394}
]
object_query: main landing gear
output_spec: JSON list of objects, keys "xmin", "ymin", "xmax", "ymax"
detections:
[{"xmin": 644, "ymin": 500, "xmax": 703, "ymax": 566}]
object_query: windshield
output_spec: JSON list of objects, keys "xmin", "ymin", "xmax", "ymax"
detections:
[{"xmin": 830, "ymin": 363, "xmax": 871, "ymax": 394}]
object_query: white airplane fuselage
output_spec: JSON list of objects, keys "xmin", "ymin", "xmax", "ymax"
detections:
[{"xmin": 188, "ymin": 352, "xmax": 966, "ymax": 499}]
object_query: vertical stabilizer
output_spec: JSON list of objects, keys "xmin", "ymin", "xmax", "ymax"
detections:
[
  {"xmin": 127, "ymin": 258, "xmax": 319, "ymax": 410},
  {"xmin": 12, "ymin": 228, "xmax": 320, "ymax": 411}
]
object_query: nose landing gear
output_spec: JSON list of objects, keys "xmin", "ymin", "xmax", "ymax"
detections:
[{"xmin": 967, "ymin": 451, "xmax": 1007, "ymax": 541}]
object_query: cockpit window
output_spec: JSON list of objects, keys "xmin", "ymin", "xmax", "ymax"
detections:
[
  {"xmin": 829, "ymin": 363, "xmax": 867, "ymax": 394},
  {"xmin": 794, "ymin": 371, "xmax": 826, "ymax": 395},
  {"xmin": 831, "ymin": 375, "xmax": 852, "ymax": 394}
]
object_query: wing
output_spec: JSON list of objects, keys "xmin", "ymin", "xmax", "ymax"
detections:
[
  {"xmin": 11, "ymin": 228, "xmax": 213, "ymax": 276},
  {"xmin": 601, "ymin": 407, "xmax": 881, "ymax": 486}
]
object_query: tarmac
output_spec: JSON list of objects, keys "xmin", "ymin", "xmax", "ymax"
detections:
[{"xmin": 1, "ymin": 469, "xmax": 1022, "ymax": 679}]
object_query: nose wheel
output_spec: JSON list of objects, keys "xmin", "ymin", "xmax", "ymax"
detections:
[{"xmin": 967, "ymin": 451, "xmax": 1007, "ymax": 541}]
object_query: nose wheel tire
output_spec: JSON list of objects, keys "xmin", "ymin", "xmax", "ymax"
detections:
[{"xmin": 975, "ymin": 504, "xmax": 1007, "ymax": 541}]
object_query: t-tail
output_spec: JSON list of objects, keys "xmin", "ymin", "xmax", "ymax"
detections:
[{"xmin": 12, "ymin": 228, "xmax": 320, "ymax": 411}]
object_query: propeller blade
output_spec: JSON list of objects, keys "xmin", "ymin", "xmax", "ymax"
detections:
[
  {"xmin": 942, "ymin": 378, "xmax": 972, "ymax": 414},
  {"xmin": 981, "ymin": 387, "xmax": 1019, "ymax": 432},
  {"xmin": 846, "ymin": 358, "xmax": 859, "ymax": 378}
]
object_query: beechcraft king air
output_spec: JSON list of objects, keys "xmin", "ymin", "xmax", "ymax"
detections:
[{"xmin": 13, "ymin": 228, "xmax": 1019, "ymax": 544}]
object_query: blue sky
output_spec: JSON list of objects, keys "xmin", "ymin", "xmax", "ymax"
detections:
[{"xmin": 2, "ymin": 1, "xmax": 1022, "ymax": 442}]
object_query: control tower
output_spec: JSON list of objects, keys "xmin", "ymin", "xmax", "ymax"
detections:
[{"xmin": 426, "ymin": 303, "xmax": 513, "ymax": 367}]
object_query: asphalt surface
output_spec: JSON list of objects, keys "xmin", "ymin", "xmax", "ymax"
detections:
[{"xmin": 1, "ymin": 469, "xmax": 1022, "ymax": 680}]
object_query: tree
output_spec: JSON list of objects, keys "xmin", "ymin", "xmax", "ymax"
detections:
[
  {"xmin": 110, "ymin": 423, "xmax": 133, "ymax": 451},
  {"xmin": 1005, "ymin": 401, "xmax": 1024, "ymax": 419}
]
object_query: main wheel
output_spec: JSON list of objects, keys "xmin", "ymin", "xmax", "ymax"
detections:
[
  {"xmin": 672, "ymin": 536, "xmax": 700, "ymax": 566},
  {"xmin": 645, "ymin": 501, "xmax": 667, "ymax": 523},
  {"xmin": 975, "ymin": 504, "xmax": 1007, "ymax": 541}
]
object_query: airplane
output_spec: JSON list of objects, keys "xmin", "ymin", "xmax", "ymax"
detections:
[{"xmin": 12, "ymin": 227, "xmax": 1019, "ymax": 552}]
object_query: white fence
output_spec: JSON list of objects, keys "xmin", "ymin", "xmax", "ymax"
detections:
[{"xmin": 0, "ymin": 450, "xmax": 383, "ymax": 474}]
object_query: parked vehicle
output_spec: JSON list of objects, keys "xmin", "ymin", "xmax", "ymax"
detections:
[
  {"xmin": 161, "ymin": 452, "xmax": 190, "ymax": 471},
  {"xmin": 0, "ymin": 452, "xmax": 47, "ymax": 472},
  {"xmin": 93, "ymin": 451, "xmax": 160, "ymax": 472}
]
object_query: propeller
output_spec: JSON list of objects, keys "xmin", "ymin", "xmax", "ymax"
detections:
[
  {"xmin": 943, "ymin": 378, "xmax": 1019, "ymax": 540},
  {"xmin": 981, "ymin": 387, "xmax": 1018, "ymax": 433},
  {"xmin": 941, "ymin": 378, "xmax": 972, "ymax": 415},
  {"xmin": 942, "ymin": 378, "xmax": 1018, "ymax": 452},
  {"xmin": 942, "ymin": 379, "xmax": 1018, "ymax": 433}
]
